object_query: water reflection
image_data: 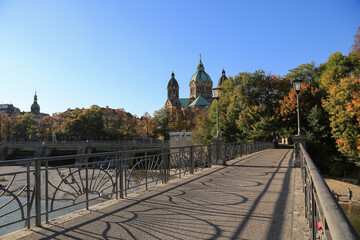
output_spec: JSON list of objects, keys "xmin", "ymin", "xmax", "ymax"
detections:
[{"xmin": 340, "ymin": 203, "xmax": 360, "ymax": 236}]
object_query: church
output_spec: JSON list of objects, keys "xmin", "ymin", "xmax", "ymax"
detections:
[{"xmin": 165, "ymin": 58, "xmax": 228, "ymax": 109}]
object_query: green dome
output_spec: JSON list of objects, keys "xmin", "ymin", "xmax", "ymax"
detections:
[{"xmin": 190, "ymin": 59, "xmax": 212, "ymax": 84}]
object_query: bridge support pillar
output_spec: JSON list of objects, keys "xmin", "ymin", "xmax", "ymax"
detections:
[{"xmin": 293, "ymin": 134, "xmax": 306, "ymax": 168}]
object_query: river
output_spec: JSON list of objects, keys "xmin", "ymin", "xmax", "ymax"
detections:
[
  {"xmin": 0, "ymin": 196, "xmax": 99, "ymax": 236},
  {"xmin": 341, "ymin": 203, "xmax": 360, "ymax": 236}
]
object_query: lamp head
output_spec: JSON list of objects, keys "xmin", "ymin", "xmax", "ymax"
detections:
[
  {"xmin": 292, "ymin": 78, "xmax": 302, "ymax": 94},
  {"xmin": 213, "ymin": 87, "xmax": 222, "ymax": 99}
]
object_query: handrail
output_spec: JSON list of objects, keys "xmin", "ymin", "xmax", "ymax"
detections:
[
  {"xmin": 299, "ymin": 143, "xmax": 359, "ymax": 240},
  {"xmin": 0, "ymin": 141, "xmax": 272, "ymax": 236}
]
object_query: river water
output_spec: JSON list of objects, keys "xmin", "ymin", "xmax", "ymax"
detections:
[
  {"xmin": 0, "ymin": 196, "xmax": 99, "ymax": 236},
  {"xmin": 341, "ymin": 203, "xmax": 360, "ymax": 236}
]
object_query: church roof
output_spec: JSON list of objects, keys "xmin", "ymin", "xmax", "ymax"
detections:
[
  {"xmin": 188, "ymin": 96, "xmax": 210, "ymax": 107},
  {"xmin": 218, "ymin": 69, "xmax": 228, "ymax": 86},
  {"xmin": 190, "ymin": 59, "xmax": 212, "ymax": 84},
  {"xmin": 179, "ymin": 98, "xmax": 191, "ymax": 108},
  {"xmin": 167, "ymin": 72, "xmax": 179, "ymax": 88}
]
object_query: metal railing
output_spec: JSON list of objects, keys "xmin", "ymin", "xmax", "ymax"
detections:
[
  {"xmin": 0, "ymin": 140, "xmax": 169, "ymax": 146},
  {"xmin": 298, "ymin": 143, "xmax": 359, "ymax": 240},
  {"xmin": 0, "ymin": 141, "xmax": 271, "ymax": 235}
]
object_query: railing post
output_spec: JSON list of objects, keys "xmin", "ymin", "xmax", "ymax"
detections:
[
  {"xmin": 145, "ymin": 152, "xmax": 148, "ymax": 191},
  {"xmin": 45, "ymin": 161, "xmax": 49, "ymax": 223},
  {"xmin": 35, "ymin": 158, "xmax": 41, "ymax": 227},
  {"xmin": 119, "ymin": 153, "xmax": 124, "ymax": 199},
  {"xmin": 162, "ymin": 149, "xmax": 167, "ymax": 183},
  {"xmin": 85, "ymin": 162, "xmax": 89, "ymax": 210},
  {"xmin": 207, "ymin": 145, "xmax": 212, "ymax": 168},
  {"xmin": 190, "ymin": 146, "xmax": 194, "ymax": 174},
  {"xmin": 25, "ymin": 162, "xmax": 31, "ymax": 228}
]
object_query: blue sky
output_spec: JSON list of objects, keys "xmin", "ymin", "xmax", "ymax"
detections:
[{"xmin": 0, "ymin": 0, "xmax": 359, "ymax": 117}]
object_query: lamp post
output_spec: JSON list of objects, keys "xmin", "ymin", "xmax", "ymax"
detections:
[
  {"xmin": 292, "ymin": 78, "xmax": 302, "ymax": 135},
  {"xmin": 213, "ymin": 87, "xmax": 222, "ymax": 137},
  {"xmin": 292, "ymin": 78, "xmax": 306, "ymax": 167},
  {"xmin": 213, "ymin": 86, "xmax": 226, "ymax": 166}
]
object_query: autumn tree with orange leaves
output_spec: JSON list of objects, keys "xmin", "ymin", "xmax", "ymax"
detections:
[{"xmin": 323, "ymin": 76, "xmax": 360, "ymax": 165}]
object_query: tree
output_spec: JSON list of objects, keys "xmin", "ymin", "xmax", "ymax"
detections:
[
  {"xmin": 137, "ymin": 112, "xmax": 152, "ymax": 139},
  {"xmin": 11, "ymin": 113, "xmax": 37, "ymax": 141},
  {"xmin": 351, "ymin": 26, "xmax": 360, "ymax": 57},
  {"xmin": 318, "ymin": 52, "xmax": 352, "ymax": 91},
  {"xmin": 67, "ymin": 105, "xmax": 105, "ymax": 140},
  {"xmin": 0, "ymin": 115, "xmax": 16, "ymax": 142},
  {"xmin": 191, "ymin": 109, "xmax": 212, "ymax": 144},
  {"xmin": 38, "ymin": 115, "xmax": 55, "ymax": 141},
  {"xmin": 286, "ymin": 62, "xmax": 317, "ymax": 84},
  {"xmin": 323, "ymin": 75, "xmax": 360, "ymax": 165},
  {"xmin": 211, "ymin": 70, "xmax": 290, "ymax": 142},
  {"xmin": 52, "ymin": 112, "xmax": 70, "ymax": 140},
  {"xmin": 152, "ymin": 107, "xmax": 170, "ymax": 140},
  {"xmin": 277, "ymin": 84, "xmax": 324, "ymax": 139}
]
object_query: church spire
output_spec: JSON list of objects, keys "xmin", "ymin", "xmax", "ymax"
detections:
[{"xmin": 197, "ymin": 54, "xmax": 204, "ymax": 72}]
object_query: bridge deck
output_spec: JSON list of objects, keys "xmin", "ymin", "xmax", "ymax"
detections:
[{"xmin": 6, "ymin": 149, "xmax": 309, "ymax": 240}]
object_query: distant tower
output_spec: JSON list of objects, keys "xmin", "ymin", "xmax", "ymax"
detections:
[
  {"xmin": 189, "ymin": 57, "xmax": 213, "ymax": 103},
  {"xmin": 31, "ymin": 91, "xmax": 40, "ymax": 114},
  {"xmin": 165, "ymin": 72, "xmax": 181, "ymax": 108},
  {"xmin": 218, "ymin": 69, "xmax": 228, "ymax": 86}
]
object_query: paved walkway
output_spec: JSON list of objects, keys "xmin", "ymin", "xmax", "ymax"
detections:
[{"xmin": 6, "ymin": 149, "xmax": 308, "ymax": 240}]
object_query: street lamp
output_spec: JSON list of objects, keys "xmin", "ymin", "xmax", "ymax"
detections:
[
  {"xmin": 212, "ymin": 86, "xmax": 225, "ymax": 166},
  {"xmin": 292, "ymin": 78, "xmax": 302, "ymax": 135},
  {"xmin": 213, "ymin": 87, "xmax": 222, "ymax": 137}
]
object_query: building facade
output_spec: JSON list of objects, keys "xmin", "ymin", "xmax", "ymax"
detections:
[{"xmin": 165, "ymin": 58, "xmax": 227, "ymax": 110}]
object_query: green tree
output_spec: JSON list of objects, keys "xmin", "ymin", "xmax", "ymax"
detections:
[
  {"xmin": 318, "ymin": 52, "xmax": 352, "ymax": 91},
  {"xmin": 211, "ymin": 70, "xmax": 290, "ymax": 142},
  {"xmin": 152, "ymin": 107, "xmax": 170, "ymax": 140},
  {"xmin": 286, "ymin": 62, "xmax": 317, "ymax": 84},
  {"xmin": 68, "ymin": 105, "xmax": 105, "ymax": 140},
  {"xmin": 191, "ymin": 109, "xmax": 212, "ymax": 144},
  {"xmin": 11, "ymin": 113, "xmax": 37, "ymax": 141}
]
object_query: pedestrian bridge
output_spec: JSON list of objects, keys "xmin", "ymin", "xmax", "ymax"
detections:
[{"xmin": 0, "ymin": 143, "xmax": 358, "ymax": 239}]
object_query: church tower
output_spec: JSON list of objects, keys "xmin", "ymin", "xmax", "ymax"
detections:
[
  {"xmin": 189, "ymin": 57, "xmax": 213, "ymax": 103},
  {"xmin": 31, "ymin": 91, "xmax": 40, "ymax": 114},
  {"xmin": 218, "ymin": 69, "xmax": 228, "ymax": 86},
  {"xmin": 165, "ymin": 72, "xmax": 181, "ymax": 108}
]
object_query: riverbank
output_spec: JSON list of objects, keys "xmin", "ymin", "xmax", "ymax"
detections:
[{"xmin": 325, "ymin": 178, "xmax": 360, "ymax": 205}]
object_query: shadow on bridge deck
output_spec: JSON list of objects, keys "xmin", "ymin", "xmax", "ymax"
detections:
[{"xmin": 4, "ymin": 149, "xmax": 308, "ymax": 240}]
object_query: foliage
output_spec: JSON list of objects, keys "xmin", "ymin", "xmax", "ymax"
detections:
[
  {"xmin": 38, "ymin": 115, "xmax": 55, "ymax": 141},
  {"xmin": 152, "ymin": 107, "xmax": 170, "ymax": 140},
  {"xmin": 277, "ymin": 84, "xmax": 323, "ymax": 138},
  {"xmin": 67, "ymin": 105, "xmax": 105, "ymax": 140},
  {"xmin": 0, "ymin": 115, "xmax": 16, "ymax": 142},
  {"xmin": 286, "ymin": 62, "xmax": 317, "ymax": 84},
  {"xmin": 318, "ymin": 52, "xmax": 353, "ymax": 91},
  {"xmin": 191, "ymin": 109, "xmax": 212, "ymax": 144},
  {"xmin": 323, "ymin": 76, "xmax": 360, "ymax": 165},
  {"xmin": 11, "ymin": 113, "xmax": 37, "ymax": 141},
  {"xmin": 351, "ymin": 26, "xmax": 360, "ymax": 58},
  {"xmin": 208, "ymin": 70, "xmax": 291, "ymax": 142}
]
